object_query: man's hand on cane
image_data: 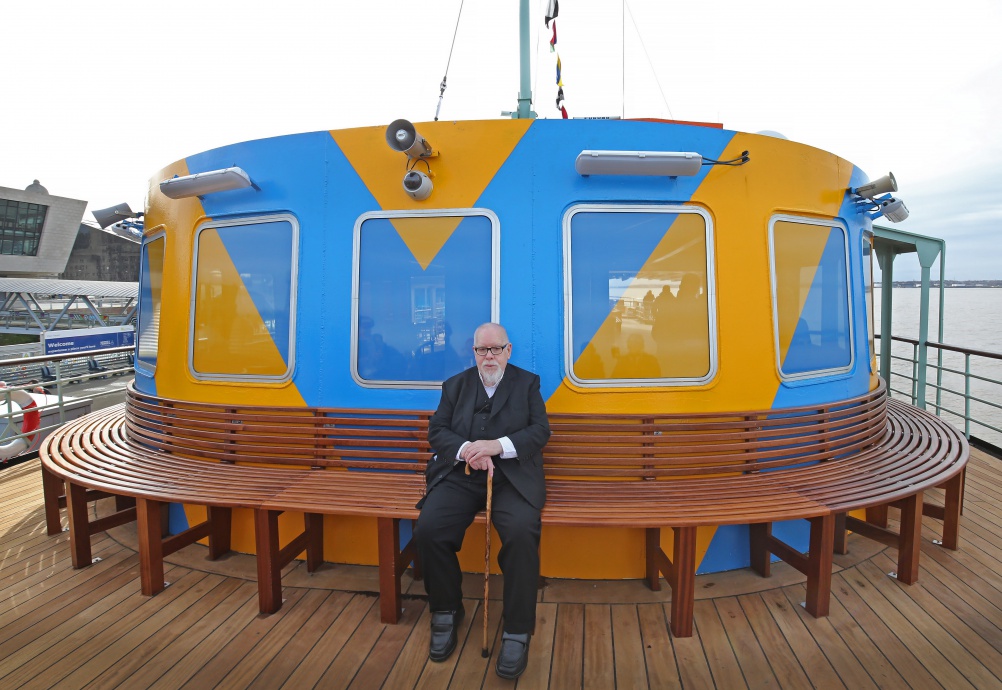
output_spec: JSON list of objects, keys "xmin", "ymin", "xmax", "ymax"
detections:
[{"xmin": 462, "ymin": 439, "xmax": 501, "ymax": 475}]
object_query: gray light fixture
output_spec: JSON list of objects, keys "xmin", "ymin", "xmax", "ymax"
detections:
[
  {"xmin": 852, "ymin": 173, "xmax": 897, "ymax": 199},
  {"xmin": 575, "ymin": 150, "xmax": 702, "ymax": 177},
  {"xmin": 92, "ymin": 202, "xmax": 140, "ymax": 229},
  {"xmin": 159, "ymin": 167, "xmax": 253, "ymax": 199}
]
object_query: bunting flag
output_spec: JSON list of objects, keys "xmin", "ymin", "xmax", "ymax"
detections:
[
  {"xmin": 545, "ymin": 0, "xmax": 559, "ymax": 27},
  {"xmin": 546, "ymin": 1, "xmax": 568, "ymax": 118}
]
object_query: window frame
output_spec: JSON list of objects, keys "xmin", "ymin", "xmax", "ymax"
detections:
[
  {"xmin": 350, "ymin": 208, "xmax": 500, "ymax": 390},
  {"xmin": 135, "ymin": 229, "xmax": 166, "ymax": 377},
  {"xmin": 187, "ymin": 213, "xmax": 300, "ymax": 383},
  {"xmin": 562, "ymin": 203, "xmax": 718, "ymax": 388},
  {"xmin": 862, "ymin": 229, "xmax": 876, "ymax": 373},
  {"xmin": 767, "ymin": 214, "xmax": 855, "ymax": 382}
]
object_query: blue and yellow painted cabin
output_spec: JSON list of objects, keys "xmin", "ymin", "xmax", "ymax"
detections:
[{"xmin": 138, "ymin": 118, "xmax": 879, "ymax": 577}]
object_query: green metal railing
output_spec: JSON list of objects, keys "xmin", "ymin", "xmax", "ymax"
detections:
[{"xmin": 878, "ymin": 334, "xmax": 1002, "ymax": 445}]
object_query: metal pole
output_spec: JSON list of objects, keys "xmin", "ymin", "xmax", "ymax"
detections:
[
  {"xmin": 876, "ymin": 248, "xmax": 895, "ymax": 387},
  {"xmin": 516, "ymin": 0, "xmax": 534, "ymax": 119},
  {"xmin": 915, "ymin": 261, "xmax": 931, "ymax": 409}
]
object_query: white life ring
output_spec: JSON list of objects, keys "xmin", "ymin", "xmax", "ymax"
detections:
[{"xmin": 0, "ymin": 389, "xmax": 42, "ymax": 459}]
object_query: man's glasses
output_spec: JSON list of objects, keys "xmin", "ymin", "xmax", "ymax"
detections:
[{"xmin": 473, "ymin": 344, "xmax": 509, "ymax": 356}]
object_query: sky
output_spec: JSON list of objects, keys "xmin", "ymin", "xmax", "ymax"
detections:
[{"xmin": 3, "ymin": 0, "xmax": 1001, "ymax": 280}]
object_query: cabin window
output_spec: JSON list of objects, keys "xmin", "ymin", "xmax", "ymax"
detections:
[
  {"xmin": 564, "ymin": 205, "xmax": 716, "ymax": 386},
  {"xmin": 769, "ymin": 216, "xmax": 853, "ymax": 380},
  {"xmin": 863, "ymin": 231, "xmax": 876, "ymax": 373},
  {"xmin": 189, "ymin": 214, "xmax": 298, "ymax": 382},
  {"xmin": 352, "ymin": 210, "xmax": 498, "ymax": 387},
  {"xmin": 136, "ymin": 232, "xmax": 165, "ymax": 375}
]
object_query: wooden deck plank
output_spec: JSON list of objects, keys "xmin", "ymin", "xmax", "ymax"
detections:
[
  {"xmin": 636, "ymin": 603, "xmax": 681, "ymax": 690},
  {"xmin": 277, "ymin": 593, "xmax": 375, "ymax": 688},
  {"xmin": 247, "ymin": 589, "xmax": 353, "ymax": 689},
  {"xmin": 2, "ymin": 566, "xmax": 196, "ymax": 689},
  {"xmin": 312, "ymin": 594, "xmax": 396, "ymax": 689},
  {"xmin": 583, "ymin": 604, "xmax": 615, "ymax": 689},
  {"xmin": 714, "ymin": 596, "xmax": 777, "ymax": 688},
  {"xmin": 738, "ymin": 593, "xmax": 815, "ymax": 687},
  {"xmin": 548, "ymin": 603, "xmax": 584, "ymax": 690},
  {"xmin": 143, "ymin": 586, "xmax": 276, "ymax": 690},
  {"xmin": 379, "ymin": 604, "xmax": 434, "ymax": 690},
  {"xmin": 861, "ymin": 555, "xmax": 1002, "ymax": 687},
  {"xmin": 349, "ymin": 599, "xmax": 426, "ymax": 689},
  {"xmin": 89, "ymin": 580, "xmax": 258, "ymax": 690},
  {"xmin": 691, "ymin": 598, "xmax": 745, "ymax": 688},
  {"xmin": 832, "ymin": 570, "xmax": 963, "ymax": 688},
  {"xmin": 0, "ymin": 549, "xmax": 141, "ymax": 654},
  {"xmin": 759, "ymin": 587, "xmax": 867, "ymax": 690},
  {"xmin": 202, "ymin": 588, "xmax": 330, "ymax": 689},
  {"xmin": 612, "ymin": 605, "xmax": 649, "ymax": 689},
  {"xmin": 669, "ymin": 602, "xmax": 715, "ymax": 689},
  {"xmin": 49, "ymin": 573, "xmax": 233, "ymax": 690}
]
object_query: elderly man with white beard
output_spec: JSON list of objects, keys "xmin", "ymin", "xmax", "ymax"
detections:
[{"xmin": 415, "ymin": 322, "xmax": 551, "ymax": 679}]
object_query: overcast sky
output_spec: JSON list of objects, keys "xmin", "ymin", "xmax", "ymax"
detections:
[{"xmin": 4, "ymin": 0, "xmax": 1000, "ymax": 279}]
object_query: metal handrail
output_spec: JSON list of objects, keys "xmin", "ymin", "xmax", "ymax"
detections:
[
  {"xmin": 877, "ymin": 333, "xmax": 1002, "ymax": 444},
  {"xmin": 0, "ymin": 345, "xmax": 135, "ymax": 459}
]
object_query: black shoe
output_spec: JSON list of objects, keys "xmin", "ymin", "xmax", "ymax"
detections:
[
  {"xmin": 495, "ymin": 631, "xmax": 531, "ymax": 679},
  {"xmin": 429, "ymin": 605, "xmax": 464, "ymax": 662}
]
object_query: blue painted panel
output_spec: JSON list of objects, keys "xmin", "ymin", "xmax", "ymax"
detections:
[
  {"xmin": 698, "ymin": 519, "xmax": 810, "ymax": 573},
  {"xmin": 134, "ymin": 239, "xmax": 158, "ymax": 395}
]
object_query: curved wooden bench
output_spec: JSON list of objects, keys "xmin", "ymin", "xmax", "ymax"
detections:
[{"xmin": 39, "ymin": 382, "xmax": 968, "ymax": 637}]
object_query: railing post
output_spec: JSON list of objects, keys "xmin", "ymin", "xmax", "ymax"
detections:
[
  {"xmin": 964, "ymin": 354, "xmax": 971, "ymax": 438},
  {"xmin": 911, "ymin": 342, "xmax": 918, "ymax": 406},
  {"xmin": 54, "ymin": 360, "xmax": 66, "ymax": 424}
]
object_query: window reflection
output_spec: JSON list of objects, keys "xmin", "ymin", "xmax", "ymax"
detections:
[
  {"xmin": 771, "ymin": 219, "xmax": 852, "ymax": 377},
  {"xmin": 356, "ymin": 214, "xmax": 492, "ymax": 384},
  {"xmin": 136, "ymin": 235, "xmax": 165, "ymax": 373},
  {"xmin": 569, "ymin": 209, "xmax": 712, "ymax": 383}
]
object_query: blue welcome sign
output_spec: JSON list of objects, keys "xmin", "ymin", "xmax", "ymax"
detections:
[{"xmin": 42, "ymin": 326, "xmax": 135, "ymax": 356}]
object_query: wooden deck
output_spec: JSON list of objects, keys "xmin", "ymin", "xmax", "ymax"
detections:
[{"xmin": 2, "ymin": 449, "xmax": 1001, "ymax": 689}]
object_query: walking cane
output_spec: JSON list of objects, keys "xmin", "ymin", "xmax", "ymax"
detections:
[
  {"xmin": 466, "ymin": 461, "xmax": 493, "ymax": 658},
  {"xmin": 482, "ymin": 470, "xmax": 493, "ymax": 657}
]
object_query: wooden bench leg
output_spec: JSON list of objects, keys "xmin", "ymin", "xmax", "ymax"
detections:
[
  {"xmin": 896, "ymin": 492, "xmax": 923, "ymax": 585},
  {"xmin": 40, "ymin": 465, "xmax": 65, "ymax": 536},
  {"xmin": 804, "ymin": 514, "xmax": 834, "ymax": 618},
  {"xmin": 833, "ymin": 512, "xmax": 848, "ymax": 555},
  {"xmin": 749, "ymin": 523, "xmax": 771, "ymax": 577},
  {"xmin": 645, "ymin": 528, "xmax": 662, "ymax": 591},
  {"xmin": 65, "ymin": 482, "xmax": 93, "ymax": 569},
  {"xmin": 255, "ymin": 509, "xmax": 283, "ymax": 614},
  {"xmin": 137, "ymin": 498, "xmax": 166, "ymax": 596},
  {"xmin": 865, "ymin": 505, "xmax": 888, "ymax": 529},
  {"xmin": 305, "ymin": 513, "xmax": 324, "ymax": 573},
  {"xmin": 669, "ymin": 526, "xmax": 696, "ymax": 638},
  {"xmin": 938, "ymin": 471, "xmax": 963, "ymax": 550},
  {"xmin": 207, "ymin": 507, "xmax": 233, "ymax": 560},
  {"xmin": 377, "ymin": 517, "xmax": 403, "ymax": 624}
]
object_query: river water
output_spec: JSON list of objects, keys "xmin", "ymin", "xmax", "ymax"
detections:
[{"xmin": 875, "ymin": 287, "xmax": 1002, "ymax": 447}]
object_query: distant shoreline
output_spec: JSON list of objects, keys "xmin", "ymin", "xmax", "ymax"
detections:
[{"xmin": 875, "ymin": 281, "xmax": 1002, "ymax": 288}]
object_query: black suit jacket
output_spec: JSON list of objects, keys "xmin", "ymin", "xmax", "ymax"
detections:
[{"xmin": 422, "ymin": 364, "xmax": 551, "ymax": 509}]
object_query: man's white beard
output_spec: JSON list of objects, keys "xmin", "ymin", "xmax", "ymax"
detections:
[{"xmin": 479, "ymin": 364, "xmax": 504, "ymax": 388}]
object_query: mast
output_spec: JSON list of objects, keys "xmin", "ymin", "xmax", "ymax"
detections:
[{"xmin": 515, "ymin": 0, "xmax": 535, "ymax": 119}]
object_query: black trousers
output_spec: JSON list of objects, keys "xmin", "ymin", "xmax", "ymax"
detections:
[{"xmin": 415, "ymin": 463, "xmax": 541, "ymax": 634}]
